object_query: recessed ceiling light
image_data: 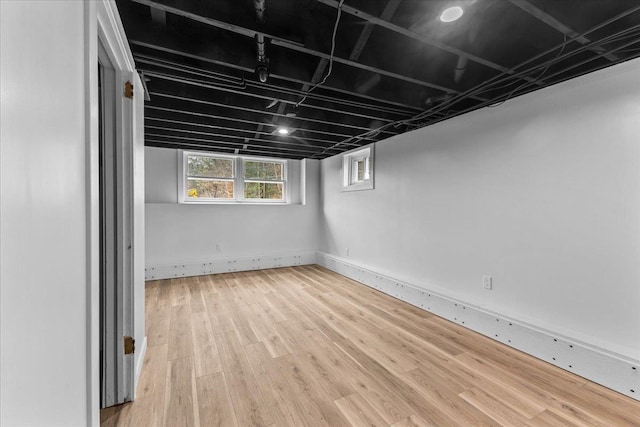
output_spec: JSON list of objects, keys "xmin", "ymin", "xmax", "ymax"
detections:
[
  {"xmin": 276, "ymin": 127, "xmax": 290, "ymax": 135},
  {"xmin": 440, "ymin": 6, "xmax": 464, "ymax": 23}
]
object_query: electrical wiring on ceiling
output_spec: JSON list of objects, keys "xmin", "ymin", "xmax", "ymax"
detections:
[{"xmin": 295, "ymin": 0, "xmax": 345, "ymax": 108}]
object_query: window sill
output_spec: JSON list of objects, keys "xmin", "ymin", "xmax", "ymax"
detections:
[
  {"xmin": 341, "ymin": 182, "xmax": 374, "ymax": 192},
  {"xmin": 179, "ymin": 200, "xmax": 289, "ymax": 205}
]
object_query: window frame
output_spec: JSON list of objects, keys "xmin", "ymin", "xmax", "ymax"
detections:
[
  {"xmin": 241, "ymin": 157, "xmax": 287, "ymax": 203},
  {"xmin": 342, "ymin": 144, "xmax": 374, "ymax": 192},
  {"xmin": 179, "ymin": 150, "xmax": 288, "ymax": 204}
]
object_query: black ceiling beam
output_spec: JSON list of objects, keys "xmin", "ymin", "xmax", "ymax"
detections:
[
  {"xmin": 269, "ymin": 38, "xmax": 487, "ymax": 100},
  {"xmin": 131, "ymin": 0, "xmax": 302, "ymax": 47},
  {"xmin": 416, "ymin": 35, "xmax": 640, "ymax": 137},
  {"xmin": 508, "ymin": 0, "xmax": 620, "ymax": 62},
  {"xmin": 265, "ymin": 0, "xmax": 403, "ymax": 147},
  {"xmin": 326, "ymin": 16, "xmax": 640, "ymax": 154},
  {"xmin": 299, "ymin": 0, "xmax": 401, "ymax": 97},
  {"xmin": 145, "ymin": 127, "xmax": 342, "ymax": 153},
  {"xmin": 317, "ymin": 0, "xmax": 543, "ymax": 87},
  {"xmin": 145, "ymin": 133, "xmax": 333, "ymax": 156},
  {"xmin": 146, "ymin": 133, "xmax": 322, "ymax": 156},
  {"xmin": 349, "ymin": 0, "xmax": 402, "ymax": 62},
  {"xmin": 149, "ymin": 92, "xmax": 398, "ymax": 135},
  {"xmin": 146, "ymin": 117, "xmax": 350, "ymax": 146},
  {"xmin": 520, "ymin": 32, "xmax": 640, "ymax": 87},
  {"xmin": 130, "ymin": 0, "xmax": 487, "ymax": 100},
  {"xmin": 133, "ymin": 53, "xmax": 411, "ymax": 116},
  {"xmin": 140, "ymin": 69, "xmax": 401, "ymax": 124},
  {"xmin": 145, "ymin": 106, "xmax": 368, "ymax": 142},
  {"xmin": 146, "ymin": 139, "xmax": 308, "ymax": 159},
  {"xmin": 135, "ymin": 54, "xmax": 413, "ymax": 117},
  {"xmin": 130, "ymin": 40, "xmax": 422, "ymax": 112}
]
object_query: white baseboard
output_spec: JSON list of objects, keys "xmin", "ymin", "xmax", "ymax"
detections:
[
  {"xmin": 133, "ymin": 336, "xmax": 147, "ymax": 400},
  {"xmin": 144, "ymin": 251, "xmax": 317, "ymax": 280},
  {"xmin": 316, "ymin": 252, "xmax": 639, "ymax": 401}
]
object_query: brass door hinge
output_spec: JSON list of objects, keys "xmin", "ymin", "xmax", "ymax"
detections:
[
  {"xmin": 124, "ymin": 336, "xmax": 135, "ymax": 355},
  {"xmin": 124, "ymin": 81, "xmax": 134, "ymax": 99}
]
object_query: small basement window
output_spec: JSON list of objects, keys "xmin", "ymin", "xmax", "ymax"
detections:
[
  {"xmin": 342, "ymin": 144, "xmax": 374, "ymax": 191},
  {"xmin": 243, "ymin": 159, "xmax": 285, "ymax": 201},
  {"xmin": 185, "ymin": 153, "xmax": 235, "ymax": 200},
  {"xmin": 180, "ymin": 151, "xmax": 287, "ymax": 203}
]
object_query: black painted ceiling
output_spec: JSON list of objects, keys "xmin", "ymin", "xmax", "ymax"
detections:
[{"xmin": 115, "ymin": 0, "xmax": 640, "ymax": 159}]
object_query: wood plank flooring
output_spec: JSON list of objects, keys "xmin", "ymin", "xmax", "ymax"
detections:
[{"xmin": 101, "ymin": 265, "xmax": 640, "ymax": 426}]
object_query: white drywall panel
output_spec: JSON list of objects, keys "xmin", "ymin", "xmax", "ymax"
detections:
[
  {"xmin": 320, "ymin": 57, "xmax": 640, "ymax": 362},
  {"xmin": 1, "ymin": 2, "xmax": 90, "ymax": 425},
  {"xmin": 145, "ymin": 147, "xmax": 321, "ymax": 270}
]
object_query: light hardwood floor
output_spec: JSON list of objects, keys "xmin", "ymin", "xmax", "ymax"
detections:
[{"xmin": 101, "ymin": 265, "xmax": 640, "ymax": 426}]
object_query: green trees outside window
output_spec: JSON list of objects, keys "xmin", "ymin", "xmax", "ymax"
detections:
[{"xmin": 184, "ymin": 153, "xmax": 286, "ymax": 202}]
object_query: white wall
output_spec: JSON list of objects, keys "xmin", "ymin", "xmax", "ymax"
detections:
[
  {"xmin": 1, "ymin": 1, "xmax": 90, "ymax": 425},
  {"xmin": 320, "ymin": 58, "xmax": 640, "ymax": 361},
  {"xmin": 145, "ymin": 147, "xmax": 320, "ymax": 266},
  {"xmin": 1, "ymin": 1, "xmax": 145, "ymax": 424}
]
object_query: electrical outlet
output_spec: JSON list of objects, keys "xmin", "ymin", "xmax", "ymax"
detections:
[
  {"xmin": 346, "ymin": 248, "xmax": 350, "ymax": 256},
  {"xmin": 216, "ymin": 243, "xmax": 223, "ymax": 251},
  {"xmin": 482, "ymin": 275, "xmax": 492, "ymax": 290}
]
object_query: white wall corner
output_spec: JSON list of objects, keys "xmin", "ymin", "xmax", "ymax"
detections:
[{"xmin": 316, "ymin": 251, "xmax": 640, "ymax": 401}]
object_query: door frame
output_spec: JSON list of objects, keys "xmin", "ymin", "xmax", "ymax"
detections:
[
  {"xmin": 98, "ymin": 37, "xmax": 134, "ymax": 408},
  {"xmin": 86, "ymin": 1, "xmax": 140, "ymax": 424}
]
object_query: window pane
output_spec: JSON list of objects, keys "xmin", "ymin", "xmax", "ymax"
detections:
[
  {"xmin": 244, "ymin": 182, "xmax": 284, "ymax": 200},
  {"xmin": 356, "ymin": 159, "xmax": 365, "ymax": 181},
  {"xmin": 244, "ymin": 160, "xmax": 283, "ymax": 180},
  {"xmin": 188, "ymin": 155, "xmax": 233, "ymax": 178},
  {"xmin": 187, "ymin": 179, "xmax": 234, "ymax": 199}
]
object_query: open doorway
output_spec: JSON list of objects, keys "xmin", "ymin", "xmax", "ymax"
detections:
[{"xmin": 98, "ymin": 39, "xmax": 135, "ymax": 408}]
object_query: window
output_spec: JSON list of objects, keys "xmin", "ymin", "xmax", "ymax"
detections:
[
  {"xmin": 181, "ymin": 151, "xmax": 287, "ymax": 203},
  {"xmin": 243, "ymin": 160, "xmax": 285, "ymax": 200},
  {"xmin": 342, "ymin": 144, "xmax": 374, "ymax": 191},
  {"xmin": 185, "ymin": 154, "xmax": 235, "ymax": 200}
]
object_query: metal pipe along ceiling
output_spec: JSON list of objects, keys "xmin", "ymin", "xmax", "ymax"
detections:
[{"xmin": 255, "ymin": 0, "xmax": 268, "ymax": 82}]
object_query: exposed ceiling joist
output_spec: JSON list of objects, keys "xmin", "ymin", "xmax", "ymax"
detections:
[
  {"xmin": 130, "ymin": 0, "xmax": 486, "ymax": 99},
  {"xmin": 130, "ymin": 40, "xmax": 422, "ymax": 113},
  {"xmin": 393, "ymin": 23, "xmax": 640, "ymax": 134},
  {"xmin": 276, "ymin": 0, "xmax": 403, "ymax": 142},
  {"xmin": 316, "ymin": 0, "xmax": 543, "ymax": 86},
  {"xmin": 149, "ymin": 7, "xmax": 166, "ymax": 25},
  {"xmin": 146, "ymin": 132, "xmax": 326, "ymax": 155},
  {"xmin": 150, "ymin": 92, "xmax": 397, "ymax": 134},
  {"xmin": 146, "ymin": 117, "xmax": 349, "ymax": 146},
  {"xmin": 130, "ymin": 0, "xmax": 298, "ymax": 45},
  {"xmin": 346, "ymin": 0, "xmax": 402, "ymax": 96},
  {"xmin": 269, "ymin": 37, "xmax": 486, "ymax": 98},
  {"xmin": 349, "ymin": 0, "xmax": 402, "ymax": 61},
  {"xmin": 141, "ymin": 70, "xmax": 400, "ymax": 123},
  {"xmin": 508, "ymin": 0, "xmax": 620, "ymax": 62},
  {"xmin": 314, "ymin": 16, "xmax": 640, "ymax": 155},
  {"xmin": 145, "ymin": 127, "xmax": 340, "ymax": 153},
  {"xmin": 117, "ymin": 0, "xmax": 640, "ymax": 159},
  {"xmin": 146, "ymin": 139, "xmax": 311, "ymax": 159},
  {"xmin": 145, "ymin": 106, "xmax": 367, "ymax": 142},
  {"xmin": 305, "ymin": 58, "xmax": 330, "ymax": 91}
]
